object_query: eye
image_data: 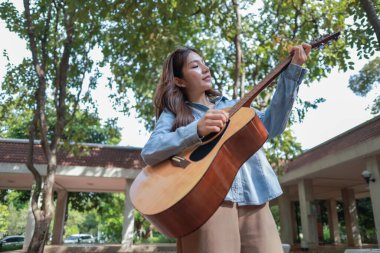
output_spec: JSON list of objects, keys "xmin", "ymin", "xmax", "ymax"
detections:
[{"xmin": 191, "ymin": 65, "xmax": 199, "ymax": 69}]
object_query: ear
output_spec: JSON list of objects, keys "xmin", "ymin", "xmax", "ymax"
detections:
[{"xmin": 174, "ymin": 77, "xmax": 186, "ymax": 88}]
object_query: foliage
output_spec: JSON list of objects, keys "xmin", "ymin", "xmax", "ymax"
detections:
[
  {"xmin": 62, "ymin": 193, "xmax": 125, "ymax": 243},
  {"xmin": 270, "ymin": 205, "xmax": 280, "ymax": 230},
  {"xmin": 265, "ymin": 128, "xmax": 303, "ymax": 173},
  {"xmin": 63, "ymin": 208, "xmax": 85, "ymax": 238},
  {"xmin": 0, "ymin": 89, "xmax": 121, "ymax": 145},
  {"xmin": 68, "ymin": 192, "xmax": 115, "ymax": 213},
  {"xmin": 0, "ymin": 191, "xmax": 29, "ymax": 238},
  {"xmin": 0, "ymin": 204, "xmax": 9, "ymax": 237},
  {"xmin": 6, "ymin": 204, "xmax": 28, "ymax": 236},
  {"xmin": 357, "ymin": 198, "xmax": 376, "ymax": 243},
  {"xmin": 133, "ymin": 210, "xmax": 152, "ymax": 240},
  {"xmin": 133, "ymin": 233, "xmax": 176, "ymax": 244},
  {"xmin": 96, "ymin": 193, "xmax": 124, "ymax": 243},
  {"xmin": 348, "ymin": 57, "xmax": 380, "ymax": 115},
  {"xmin": 0, "ymin": 190, "xmax": 30, "ymax": 210},
  {"xmin": 100, "ymin": 0, "xmax": 377, "ymax": 131},
  {"xmin": 346, "ymin": 0, "xmax": 379, "ymax": 57}
]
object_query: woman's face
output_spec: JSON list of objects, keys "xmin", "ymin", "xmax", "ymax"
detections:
[{"xmin": 176, "ymin": 51, "xmax": 212, "ymax": 97}]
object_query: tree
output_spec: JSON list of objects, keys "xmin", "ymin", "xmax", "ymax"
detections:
[
  {"xmin": 0, "ymin": 107, "xmax": 121, "ymax": 145},
  {"xmin": 349, "ymin": 57, "xmax": 380, "ymax": 114},
  {"xmin": 347, "ymin": 0, "xmax": 380, "ymax": 115},
  {"xmin": 0, "ymin": 1, "xmax": 114, "ymax": 252}
]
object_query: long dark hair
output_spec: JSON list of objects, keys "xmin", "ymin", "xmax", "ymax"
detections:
[{"xmin": 154, "ymin": 47, "xmax": 220, "ymax": 131}]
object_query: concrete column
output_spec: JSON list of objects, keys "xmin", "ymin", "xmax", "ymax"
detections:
[
  {"xmin": 121, "ymin": 179, "xmax": 135, "ymax": 249},
  {"xmin": 51, "ymin": 190, "xmax": 68, "ymax": 245},
  {"xmin": 327, "ymin": 198, "xmax": 341, "ymax": 244},
  {"xmin": 298, "ymin": 179, "xmax": 318, "ymax": 249},
  {"xmin": 341, "ymin": 188, "xmax": 362, "ymax": 246},
  {"xmin": 278, "ymin": 188, "xmax": 294, "ymax": 245},
  {"xmin": 366, "ymin": 156, "xmax": 380, "ymax": 247}
]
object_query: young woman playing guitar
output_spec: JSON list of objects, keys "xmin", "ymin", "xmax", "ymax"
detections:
[{"xmin": 139, "ymin": 43, "xmax": 311, "ymax": 253}]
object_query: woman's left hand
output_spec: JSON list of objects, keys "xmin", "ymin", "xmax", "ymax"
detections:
[{"xmin": 290, "ymin": 43, "xmax": 311, "ymax": 66}]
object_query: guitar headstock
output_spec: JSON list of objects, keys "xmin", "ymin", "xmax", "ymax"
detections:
[{"xmin": 310, "ymin": 31, "xmax": 341, "ymax": 49}]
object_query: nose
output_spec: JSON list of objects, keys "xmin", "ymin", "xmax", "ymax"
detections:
[{"xmin": 201, "ymin": 63, "xmax": 210, "ymax": 73}]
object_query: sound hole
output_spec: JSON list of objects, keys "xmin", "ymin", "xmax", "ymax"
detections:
[{"xmin": 189, "ymin": 121, "xmax": 229, "ymax": 161}]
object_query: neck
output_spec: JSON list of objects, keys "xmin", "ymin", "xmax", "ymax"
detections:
[{"xmin": 189, "ymin": 93, "xmax": 213, "ymax": 108}]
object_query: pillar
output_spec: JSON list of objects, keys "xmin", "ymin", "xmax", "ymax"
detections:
[
  {"xmin": 278, "ymin": 188, "xmax": 294, "ymax": 245},
  {"xmin": 51, "ymin": 190, "xmax": 68, "ymax": 245},
  {"xmin": 327, "ymin": 198, "xmax": 341, "ymax": 244},
  {"xmin": 121, "ymin": 179, "xmax": 135, "ymax": 248},
  {"xmin": 366, "ymin": 156, "xmax": 380, "ymax": 247},
  {"xmin": 298, "ymin": 179, "xmax": 318, "ymax": 249},
  {"xmin": 341, "ymin": 188, "xmax": 362, "ymax": 246}
]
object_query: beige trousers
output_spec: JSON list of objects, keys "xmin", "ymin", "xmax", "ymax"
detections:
[{"xmin": 176, "ymin": 202, "xmax": 283, "ymax": 253}]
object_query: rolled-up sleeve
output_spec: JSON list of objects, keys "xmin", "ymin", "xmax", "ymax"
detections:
[
  {"xmin": 141, "ymin": 109, "xmax": 202, "ymax": 166},
  {"xmin": 258, "ymin": 63, "xmax": 307, "ymax": 139}
]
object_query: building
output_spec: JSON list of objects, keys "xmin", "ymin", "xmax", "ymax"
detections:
[
  {"xmin": 0, "ymin": 139, "xmax": 143, "ymax": 249},
  {"xmin": 277, "ymin": 115, "xmax": 380, "ymax": 249}
]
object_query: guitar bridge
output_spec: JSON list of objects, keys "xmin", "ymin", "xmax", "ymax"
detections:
[{"xmin": 171, "ymin": 156, "xmax": 190, "ymax": 168}]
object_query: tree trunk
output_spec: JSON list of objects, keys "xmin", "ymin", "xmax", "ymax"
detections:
[
  {"xmin": 240, "ymin": 54, "xmax": 245, "ymax": 98},
  {"xmin": 27, "ymin": 216, "xmax": 51, "ymax": 253},
  {"xmin": 359, "ymin": 0, "xmax": 380, "ymax": 48},
  {"xmin": 27, "ymin": 164, "xmax": 56, "ymax": 253},
  {"xmin": 233, "ymin": 0, "xmax": 242, "ymax": 99}
]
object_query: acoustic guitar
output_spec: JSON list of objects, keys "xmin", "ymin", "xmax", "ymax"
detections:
[{"xmin": 130, "ymin": 31, "xmax": 341, "ymax": 238}]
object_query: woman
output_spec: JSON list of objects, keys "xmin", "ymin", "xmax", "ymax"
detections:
[{"xmin": 141, "ymin": 44, "xmax": 310, "ymax": 253}]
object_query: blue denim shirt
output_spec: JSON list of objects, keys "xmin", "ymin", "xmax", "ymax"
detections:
[{"xmin": 141, "ymin": 63, "xmax": 307, "ymax": 206}]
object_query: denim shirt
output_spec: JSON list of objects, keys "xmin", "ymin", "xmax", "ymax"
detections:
[{"xmin": 141, "ymin": 63, "xmax": 307, "ymax": 206}]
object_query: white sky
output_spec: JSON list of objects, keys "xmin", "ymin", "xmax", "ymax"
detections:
[{"xmin": 1, "ymin": 3, "xmax": 379, "ymax": 150}]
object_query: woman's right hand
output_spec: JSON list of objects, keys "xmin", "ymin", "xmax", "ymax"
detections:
[{"xmin": 197, "ymin": 109, "xmax": 229, "ymax": 138}]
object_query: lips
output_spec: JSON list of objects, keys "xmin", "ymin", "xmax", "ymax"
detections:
[{"xmin": 202, "ymin": 75, "xmax": 211, "ymax": 81}]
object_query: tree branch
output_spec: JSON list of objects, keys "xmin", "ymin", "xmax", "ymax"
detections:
[
  {"xmin": 232, "ymin": 0, "xmax": 242, "ymax": 99},
  {"xmin": 23, "ymin": 0, "xmax": 51, "ymax": 162},
  {"xmin": 52, "ymin": 2, "xmax": 75, "ymax": 151},
  {"xmin": 359, "ymin": 0, "xmax": 380, "ymax": 48},
  {"xmin": 53, "ymin": 1, "xmax": 61, "ymax": 107},
  {"xmin": 41, "ymin": 2, "xmax": 53, "ymax": 67},
  {"xmin": 27, "ymin": 105, "xmax": 42, "ymax": 217}
]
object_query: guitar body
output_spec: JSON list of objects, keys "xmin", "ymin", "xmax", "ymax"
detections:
[{"xmin": 130, "ymin": 107, "xmax": 268, "ymax": 238}]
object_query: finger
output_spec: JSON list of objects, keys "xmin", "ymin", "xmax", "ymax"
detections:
[
  {"xmin": 302, "ymin": 43, "xmax": 312, "ymax": 55},
  {"xmin": 206, "ymin": 125, "xmax": 222, "ymax": 133},
  {"xmin": 290, "ymin": 45, "xmax": 299, "ymax": 54},
  {"xmin": 295, "ymin": 45, "xmax": 303, "ymax": 60},
  {"xmin": 205, "ymin": 119, "xmax": 225, "ymax": 129},
  {"xmin": 206, "ymin": 111, "xmax": 228, "ymax": 122}
]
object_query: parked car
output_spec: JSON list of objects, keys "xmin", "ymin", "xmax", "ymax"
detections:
[
  {"xmin": 63, "ymin": 234, "xmax": 95, "ymax": 244},
  {"xmin": 0, "ymin": 235, "xmax": 24, "ymax": 251}
]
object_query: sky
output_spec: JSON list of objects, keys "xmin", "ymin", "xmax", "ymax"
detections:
[{"xmin": 1, "ymin": 3, "xmax": 379, "ymax": 151}]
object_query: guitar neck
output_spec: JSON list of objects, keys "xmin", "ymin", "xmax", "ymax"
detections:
[
  {"xmin": 228, "ymin": 30, "xmax": 341, "ymax": 117},
  {"xmin": 229, "ymin": 54, "xmax": 293, "ymax": 117}
]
